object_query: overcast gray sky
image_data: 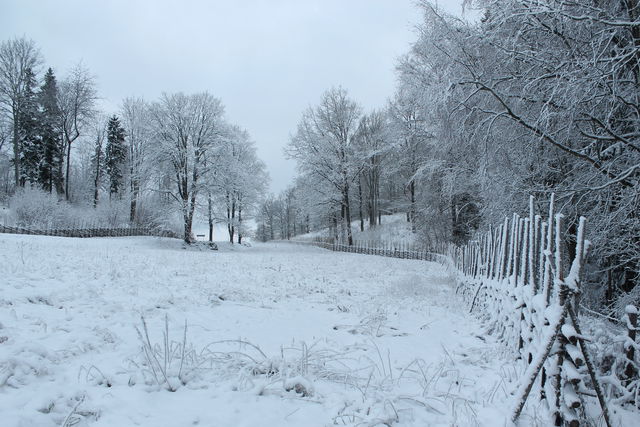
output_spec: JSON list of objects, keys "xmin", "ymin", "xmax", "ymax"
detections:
[{"xmin": 1, "ymin": 0, "xmax": 468, "ymax": 193}]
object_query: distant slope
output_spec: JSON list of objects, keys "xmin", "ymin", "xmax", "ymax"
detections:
[{"xmin": 295, "ymin": 213, "xmax": 417, "ymax": 245}]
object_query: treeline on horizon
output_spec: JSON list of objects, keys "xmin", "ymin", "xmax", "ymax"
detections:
[{"xmin": 0, "ymin": 38, "xmax": 268, "ymax": 243}]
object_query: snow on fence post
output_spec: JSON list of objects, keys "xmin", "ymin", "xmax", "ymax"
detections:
[
  {"xmin": 520, "ymin": 218, "xmax": 529, "ymax": 287},
  {"xmin": 506, "ymin": 214, "xmax": 516, "ymax": 281},
  {"xmin": 550, "ymin": 213, "xmax": 567, "ymax": 426},
  {"xmin": 448, "ymin": 196, "xmax": 610, "ymax": 426},
  {"xmin": 528, "ymin": 196, "xmax": 535, "ymax": 289},
  {"xmin": 624, "ymin": 305, "xmax": 638, "ymax": 386},
  {"xmin": 517, "ymin": 217, "xmax": 529, "ymax": 358},
  {"xmin": 488, "ymin": 225, "xmax": 496, "ymax": 279},
  {"xmin": 514, "ymin": 216, "xmax": 523, "ymax": 286},
  {"xmin": 543, "ymin": 193, "xmax": 556, "ymax": 306},
  {"xmin": 498, "ymin": 218, "xmax": 508, "ymax": 281}
]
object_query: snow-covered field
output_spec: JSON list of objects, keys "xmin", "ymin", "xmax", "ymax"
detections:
[{"xmin": 1, "ymin": 234, "xmax": 514, "ymax": 426}]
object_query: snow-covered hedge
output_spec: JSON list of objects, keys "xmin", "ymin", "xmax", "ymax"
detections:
[
  {"xmin": 5, "ymin": 186, "xmax": 181, "ymax": 234},
  {"xmin": 7, "ymin": 187, "xmax": 130, "ymax": 229}
]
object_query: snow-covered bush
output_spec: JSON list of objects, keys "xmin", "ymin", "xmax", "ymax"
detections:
[
  {"xmin": 92, "ymin": 199, "xmax": 130, "ymax": 227},
  {"xmin": 7, "ymin": 186, "xmax": 164, "ymax": 230},
  {"xmin": 9, "ymin": 186, "xmax": 72, "ymax": 228},
  {"xmin": 134, "ymin": 196, "xmax": 183, "ymax": 232}
]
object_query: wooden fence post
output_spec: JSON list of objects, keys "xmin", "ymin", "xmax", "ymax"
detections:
[
  {"xmin": 529, "ymin": 196, "xmax": 537, "ymax": 291},
  {"xmin": 625, "ymin": 305, "xmax": 638, "ymax": 386},
  {"xmin": 543, "ymin": 194, "xmax": 555, "ymax": 306}
]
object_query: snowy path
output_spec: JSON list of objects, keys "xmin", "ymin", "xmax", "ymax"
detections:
[{"xmin": 0, "ymin": 235, "xmax": 513, "ymax": 426}]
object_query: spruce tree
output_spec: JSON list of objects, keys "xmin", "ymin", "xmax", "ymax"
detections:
[
  {"xmin": 105, "ymin": 115, "xmax": 126, "ymax": 199},
  {"xmin": 17, "ymin": 68, "xmax": 40, "ymax": 186},
  {"xmin": 38, "ymin": 68, "xmax": 64, "ymax": 193}
]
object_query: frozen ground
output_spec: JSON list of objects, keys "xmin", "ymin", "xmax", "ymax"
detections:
[{"xmin": 1, "ymin": 234, "xmax": 515, "ymax": 426}]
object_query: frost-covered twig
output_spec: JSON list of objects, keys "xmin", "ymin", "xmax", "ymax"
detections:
[{"xmin": 60, "ymin": 395, "xmax": 85, "ymax": 427}]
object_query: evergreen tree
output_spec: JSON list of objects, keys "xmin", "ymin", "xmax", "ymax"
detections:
[
  {"xmin": 105, "ymin": 115, "xmax": 126, "ymax": 198},
  {"xmin": 17, "ymin": 67, "xmax": 40, "ymax": 186},
  {"xmin": 38, "ymin": 68, "xmax": 64, "ymax": 193}
]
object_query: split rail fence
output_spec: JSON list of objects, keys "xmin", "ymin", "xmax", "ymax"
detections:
[
  {"xmin": 0, "ymin": 224, "xmax": 179, "ymax": 239},
  {"xmin": 288, "ymin": 194, "xmax": 638, "ymax": 426},
  {"xmin": 289, "ymin": 236, "xmax": 450, "ymax": 264},
  {"xmin": 450, "ymin": 194, "xmax": 615, "ymax": 426}
]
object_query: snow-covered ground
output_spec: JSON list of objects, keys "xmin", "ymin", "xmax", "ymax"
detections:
[{"xmin": 1, "ymin": 234, "xmax": 514, "ymax": 426}]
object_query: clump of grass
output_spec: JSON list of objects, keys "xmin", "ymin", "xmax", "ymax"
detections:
[
  {"xmin": 134, "ymin": 315, "xmax": 190, "ymax": 391},
  {"xmin": 130, "ymin": 317, "xmax": 486, "ymax": 425}
]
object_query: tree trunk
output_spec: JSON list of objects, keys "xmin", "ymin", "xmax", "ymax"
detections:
[
  {"xmin": 130, "ymin": 179, "xmax": 139, "ymax": 222},
  {"xmin": 183, "ymin": 211, "xmax": 193, "ymax": 243},
  {"xmin": 368, "ymin": 162, "xmax": 378, "ymax": 228},
  {"xmin": 208, "ymin": 193, "xmax": 214, "ymax": 242},
  {"xmin": 93, "ymin": 148, "xmax": 100, "ymax": 208},
  {"xmin": 228, "ymin": 199, "xmax": 235, "ymax": 244},
  {"xmin": 238, "ymin": 207, "xmax": 243, "ymax": 244},
  {"xmin": 269, "ymin": 218, "xmax": 274, "ymax": 240},
  {"xmin": 410, "ymin": 180, "xmax": 416, "ymax": 233},
  {"xmin": 286, "ymin": 206, "xmax": 291, "ymax": 239},
  {"xmin": 56, "ymin": 143, "xmax": 65, "ymax": 195},
  {"xmin": 182, "ymin": 185, "xmax": 197, "ymax": 243},
  {"xmin": 93, "ymin": 181, "xmax": 99, "ymax": 208},
  {"xmin": 344, "ymin": 182, "xmax": 353, "ymax": 246},
  {"xmin": 12, "ymin": 107, "xmax": 20, "ymax": 188},
  {"xmin": 340, "ymin": 204, "xmax": 346, "ymax": 242},
  {"xmin": 358, "ymin": 175, "xmax": 364, "ymax": 232},
  {"xmin": 65, "ymin": 141, "xmax": 72, "ymax": 200}
]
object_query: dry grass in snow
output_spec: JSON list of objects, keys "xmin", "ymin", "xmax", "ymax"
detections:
[{"xmin": 1, "ymin": 234, "xmax": 515, "ymax": 426}]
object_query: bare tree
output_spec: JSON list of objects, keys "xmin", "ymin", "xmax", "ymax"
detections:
[
  {"xmin": 58, "ymin": 63, "xmax": 97, "ymax": 200},
  {"xmin": 286, "ymin": 87, "xmax": 361, "ymax": 245},
  {"xmin": 0, "ymin": 37, "xmax": 43, "ymax": 188},
  {"xmin": 121, "ymin": 97, "xmax": 152, "ymax": 222},
  {"xmin": 354, "ymin": 110, "xmax": 390, "ymax": 229},
  {"xmin": 207, "ymin": 125, "xmax": 268, "ymax": 243},
  {"xmin": 88, "ymin": 115, "xmax": 108, "ymax": 208},
  {"xmin": 150, "ymin": 92, "xmax": 225, "ymax": 242},
  {"xmin": 387, "ymin": 84, "xmax": 435, "ymax": 233},
  {"xmin": 0, "ymin": 115, "xmax": 10, "ymax": 153}
]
